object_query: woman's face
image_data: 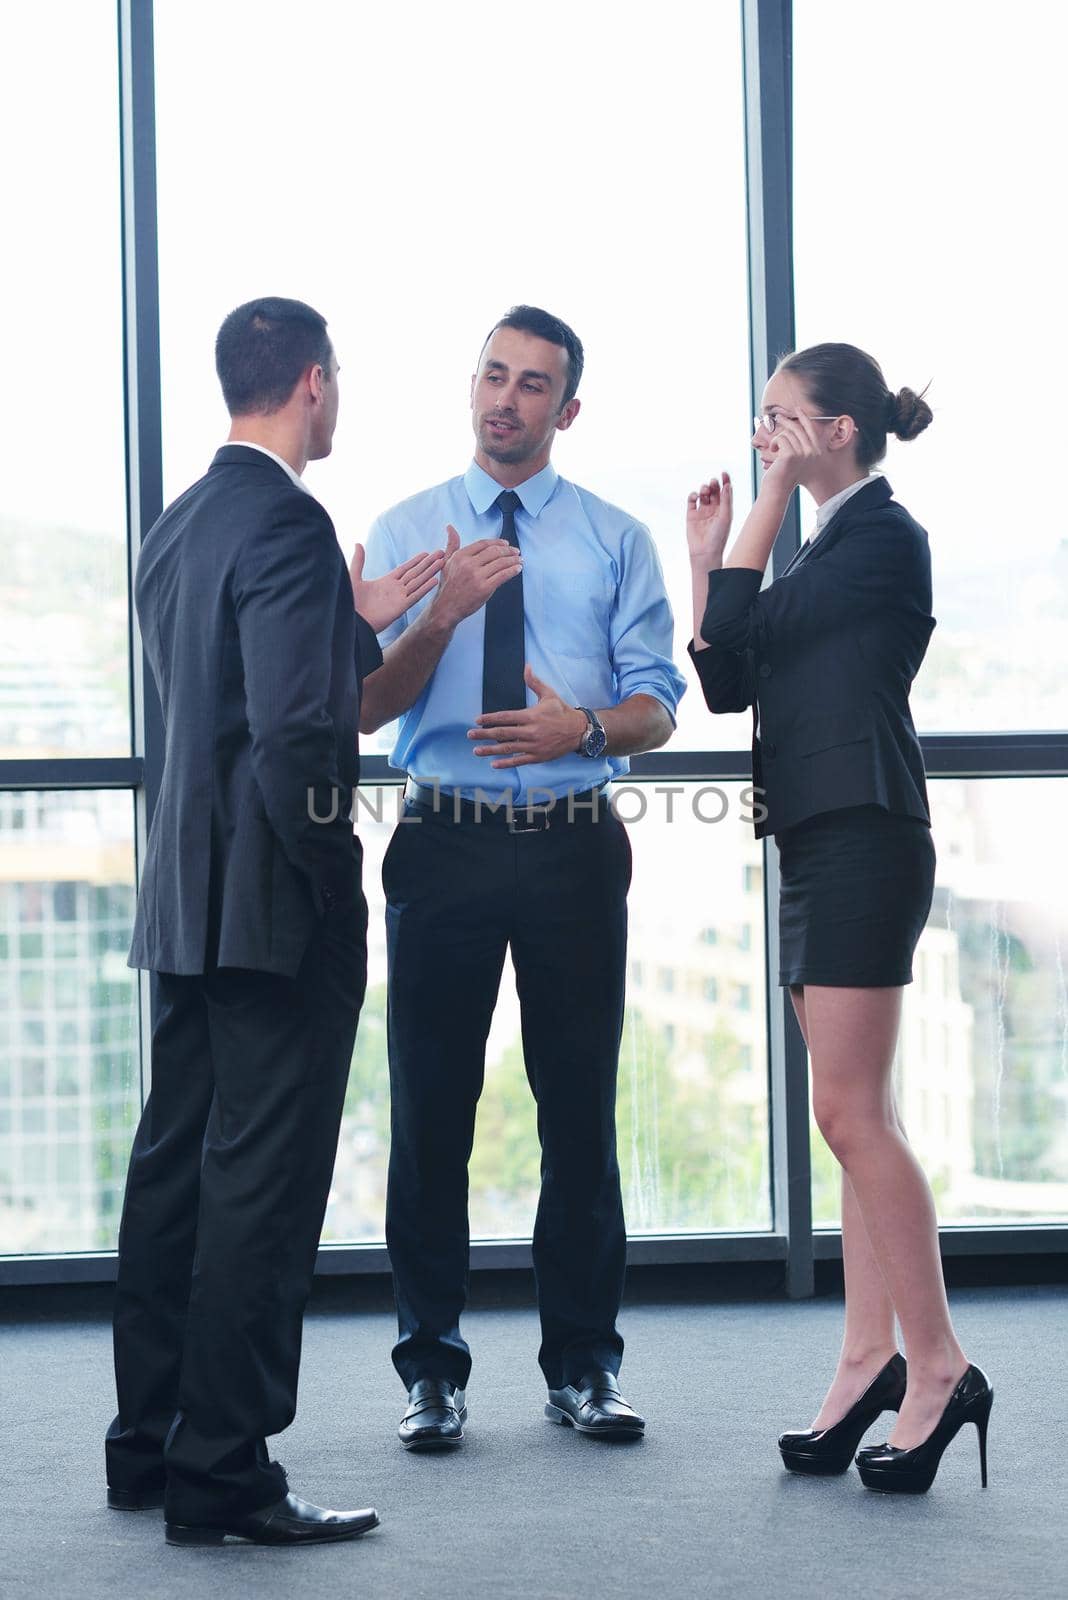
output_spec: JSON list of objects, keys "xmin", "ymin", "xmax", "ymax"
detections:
[{"xmin": 751, "ymin": 369, "xmax": 824, "ymax": 471}]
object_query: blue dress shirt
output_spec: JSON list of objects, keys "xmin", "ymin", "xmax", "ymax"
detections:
[{"xmin": 363, "ymin": 461, "xmax": 687, "ymax": 801}]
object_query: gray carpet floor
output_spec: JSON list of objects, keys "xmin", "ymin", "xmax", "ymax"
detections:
[{"xmin": 1, "ymin": 1277, "xmax": 1065, "ymax": 1600}]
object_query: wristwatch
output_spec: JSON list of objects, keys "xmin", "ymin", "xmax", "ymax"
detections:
[{"xmin": 576, "ymin": 706, "xmax": 608, "ymax": 759}]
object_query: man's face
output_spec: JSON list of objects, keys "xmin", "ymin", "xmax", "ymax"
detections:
[
  {"xmin": 308, "ymin": 346, "xmax": 340, "ymax": 460},
  {"xmin": 470, "ymin": 326, "xmax": 578, "ymax": 473}
]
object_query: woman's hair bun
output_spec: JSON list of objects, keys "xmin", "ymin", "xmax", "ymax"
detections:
[{"xmin": 887, "ymin": 385, "xmax": 933, "ymax": 442}]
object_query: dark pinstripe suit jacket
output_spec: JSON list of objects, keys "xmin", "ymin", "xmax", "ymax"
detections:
[{"xmin": 129, "ymin": 445, "xmax": 381, "ymax": 976}]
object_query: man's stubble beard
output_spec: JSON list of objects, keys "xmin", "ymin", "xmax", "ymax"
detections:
[{"xmin": 477, "ymin": 421, "xmax": 533, "ymax": 467}]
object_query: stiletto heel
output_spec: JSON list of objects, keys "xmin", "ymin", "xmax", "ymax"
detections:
[
  {"xmin": 975, "ymin": 1391, "xmax": 992, "ymax": 1488},
  {"xmin": 855, "ymin": 1363, "xmax": 993, "ymax": 1494},
  {"xmin": 778, "ymin": 1353, "xmax": 907, "ymax": 1476}
]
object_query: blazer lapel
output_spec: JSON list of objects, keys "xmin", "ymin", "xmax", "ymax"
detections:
[
  {"xmin": 779, "ymin": 477, "xmax": 893, "ymax": 575},
  {"xmin": 779, "ymin": 536, "xmax": 816, "ymax": 579}
]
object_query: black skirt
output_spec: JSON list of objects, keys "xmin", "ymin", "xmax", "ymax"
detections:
[{"xmin": 776, "ymin": 804, "xmax": 936, "ymax": 988}]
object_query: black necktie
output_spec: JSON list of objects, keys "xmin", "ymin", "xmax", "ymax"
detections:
[{"xmin": 481, "ymin": 489, "xmax": 526, "ymax": 714}]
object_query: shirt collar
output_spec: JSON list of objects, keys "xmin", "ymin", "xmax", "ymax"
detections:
[
  {"xmin": 815, "ymin": 470, "xmax": 883, "ymax": 532},
  {"xmin": 224, "ymin": 440, "xmax": 309, "ymax": 495},
  {"xmin": 463, "ymin": 459, "xmax": 559, "ymax": 518}
]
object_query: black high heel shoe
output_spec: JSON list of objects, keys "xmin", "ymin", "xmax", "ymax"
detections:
[
  {"xmin": 778, "ymin": 1352, "xmax": 907, "ymax": 1476},
  {"xmin": 855, "ymin": 1363, "xmax": 993, "ymax": 1494}
]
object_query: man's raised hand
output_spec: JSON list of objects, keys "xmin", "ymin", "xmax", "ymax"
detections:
[
  {"xmin": 349, "ymin": 542, "xmax": 445, "ymax": 632},
  {"xmin": 430, "ymin": 524, "xmax": 523, "ymax": 630}
]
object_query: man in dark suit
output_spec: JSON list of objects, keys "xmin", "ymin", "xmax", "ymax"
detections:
[{"xmin": 105, "ymin": 297, "xmax": 436, "ymax": 1547}]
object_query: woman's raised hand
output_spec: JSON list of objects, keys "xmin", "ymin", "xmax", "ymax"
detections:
[{"xmin": 686, "ymin": 473, "xmax": 733, "ymax": 570}]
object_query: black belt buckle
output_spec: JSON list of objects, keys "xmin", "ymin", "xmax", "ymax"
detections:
[{"xmin": 508, "ymin": 804, "xmax": 552, "ymax": 834}]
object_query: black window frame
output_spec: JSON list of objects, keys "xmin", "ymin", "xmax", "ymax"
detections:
[{"xmin": 1, "ymin": 0, "xmax": 1065, "ymax": 1287}]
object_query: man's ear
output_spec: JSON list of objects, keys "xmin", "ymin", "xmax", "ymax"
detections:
[
  {"xmin": 469, "ymin": 372, "xmax": 477, "ymax": 408},
  {"xmin": 307, "ymin": 362, "xmax": 326, "ymax": 407},
  {"xmin": 555, "ymin": 397, "xmax": 581, "ymax": 433}
]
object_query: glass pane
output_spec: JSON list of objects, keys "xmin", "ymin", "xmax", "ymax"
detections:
[
  {"xmin": 324, "ymin": 781, "xmax": 771, "ymax": 1243},
  {"xmin": 811, "ymin": 780, "xmax": 1068, "ymax": 1226},
  {"xmin": 154, "ymin": 0, "xmax": 753, "ymax": 753},
  {"xmin": 0, "ymin": 4, "xmax": 130, "ymax": 758},
  {"xmin": 0, "ymin": 792, "xmax": 140, "ymax": 1254},
  {"xmin": 616, "ymin": 781, "xmax": 771, "ymax": 1233},
  {"xmin": 794, "ymin": 1, "xmax": 1068, "ymax": 734}
]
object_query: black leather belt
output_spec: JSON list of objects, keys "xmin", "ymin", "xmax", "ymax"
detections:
[{"xmin": 403, "ymin": 779, "xmax": 610, "ymax": 833}]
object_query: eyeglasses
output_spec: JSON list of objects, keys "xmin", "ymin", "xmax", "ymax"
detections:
[{"xmin": 753, "ymin": 411, "xmax": 842, "ymax": 435}]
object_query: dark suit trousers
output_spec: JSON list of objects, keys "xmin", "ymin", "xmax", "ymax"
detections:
[
  {"xmin": 384, "ymin": 799, "xmax": 631, "ymax": 1392},
  {"xmin": 105, "ymin": 890, "xmax": 367, "ymax": 1524}
]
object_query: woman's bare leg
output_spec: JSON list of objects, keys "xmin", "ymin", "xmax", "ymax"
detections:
[
  {"xmin": 790, "ymin": 987, "xmax": 898, "ymax": 1431},
  {"xmin": 803, "ymin": 984, "xmax": 968, "ymax": 1448}
]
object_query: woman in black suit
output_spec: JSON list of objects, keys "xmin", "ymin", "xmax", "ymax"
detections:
[{"xmin": 686, "ymin": 343, "xmax": 992, "ymax": 1494}]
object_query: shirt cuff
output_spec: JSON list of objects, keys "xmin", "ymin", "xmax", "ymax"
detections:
[{"xmin": 614, "ymin": 683, "xmax": 681, "ymax": 727}]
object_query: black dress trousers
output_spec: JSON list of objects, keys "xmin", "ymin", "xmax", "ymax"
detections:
[
  {"xmin": 105, "ymin": 872, "xmax": 367, "ymax": 1525},
  {"xmin": 384, "ymin": 797, "xmax": 631, "ymax": 1392}
]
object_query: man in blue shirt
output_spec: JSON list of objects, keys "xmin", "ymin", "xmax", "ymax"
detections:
[{"xmin": 360, "ymin": 305, "xmax": 686, "ymax": 1451}]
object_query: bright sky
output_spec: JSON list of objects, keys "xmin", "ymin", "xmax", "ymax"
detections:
[
  {"xmin": 794, "ymin": 1, "xmax": 1063, "ymax": 565},
  {"xmin": 0, "ymin": 1, "xmax": 125, "ymax": 534}
]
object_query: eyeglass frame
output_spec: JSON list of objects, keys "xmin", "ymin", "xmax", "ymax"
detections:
[{"xmin": 753, "ymin": 411, "xmax": 846, "ymax": 435}]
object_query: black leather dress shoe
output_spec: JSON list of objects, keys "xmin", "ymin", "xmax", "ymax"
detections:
[
  {"xmin": 108, "ymin": 1486, "xmax": 165, "ymax": 1511},
  {"xmin": 398, "ymin": 1379, "xmax": 467, "ymax": 1450},
  {"xmin": 545, "ymin": 1371, "xmax": 645, "ymax": 1438},
  {"xmin": 165, "ymin": 1492, "xmax": 379, "ymax": 1547}
]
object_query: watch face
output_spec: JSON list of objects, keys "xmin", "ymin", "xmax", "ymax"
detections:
[{"xmin": 585, "ymin": 724, "xmax": 608, "ymax": 758}]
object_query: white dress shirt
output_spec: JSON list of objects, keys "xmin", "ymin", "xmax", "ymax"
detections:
[{"xmin": 814, "ymin": 471, "xmax": 883, "ymax": 534}]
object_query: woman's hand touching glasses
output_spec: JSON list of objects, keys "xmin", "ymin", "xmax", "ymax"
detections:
[{"xmin": 758, "ymin": 411, "xmax": 835, "ymax": 494}]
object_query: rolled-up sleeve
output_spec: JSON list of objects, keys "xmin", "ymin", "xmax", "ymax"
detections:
[{"xmin": 609, "ymin": 523, "xmax": 687, "ymax": 720}]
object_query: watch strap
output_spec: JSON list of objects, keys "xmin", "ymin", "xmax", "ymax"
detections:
[{"xmin": 576, "ymin": 706, "xmax": 606, "ymax": 757}]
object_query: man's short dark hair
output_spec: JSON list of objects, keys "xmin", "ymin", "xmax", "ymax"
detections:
[
  {"xmin": 484, "ymin": 305, "xmax": 585, "ymax": 407},
  {"xmin": 215, "ymin": 297, "xmax": 332, "ymax": 416}
]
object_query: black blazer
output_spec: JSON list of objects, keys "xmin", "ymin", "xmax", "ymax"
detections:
[
  {"xmin": 688, "ymin": 477, "xmax": 935, "ymax": 840},
  {"xmin": 128, "ymin": 445, "xmax": 382, "ymax": 977}
]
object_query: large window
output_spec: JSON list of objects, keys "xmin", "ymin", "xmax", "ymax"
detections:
[
  {"xmin": 152, "ymin": 0, "xmax": 754, "ymax": 755},
  {"xmin": 323, "ymin": 784, "xmax": 770, "ymax": 1245},
  {"xmin": 0, "ymin": 792, "xmax": 139, "ymax": 1253},
  {"xmin": 812, "ymin": 781, "xmax": 1068, "ymax": 1228},
  {"xmin": 0, "ymin": 1, "xmax": 130, "ymax": 762},
  {"xmin": 0, "ymin": 4, "xmax": 141, "ymax": 1262},
  {"xmin": 152, "ymin": 0, "xmax": 766, "ymax": 1251},
  {"xmin": 3, "ymin": 2, "xmax": 1065, "ymax": 1277},
  {"xmin": 795, "ymin": 0, "xmax": 1068, "ymax": 1236},
  {"xmin": 793, "ymin": 0, "xmax": 1068, "ymax": 734}
]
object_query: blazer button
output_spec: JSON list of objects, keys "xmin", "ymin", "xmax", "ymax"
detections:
[
  {"xmin": 321, "ymin": 885, "xmax": 337, "ymax": 911},
  {"xmin": 758, "ymin": 662, "xmax": 772, "ymax": 678}
]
